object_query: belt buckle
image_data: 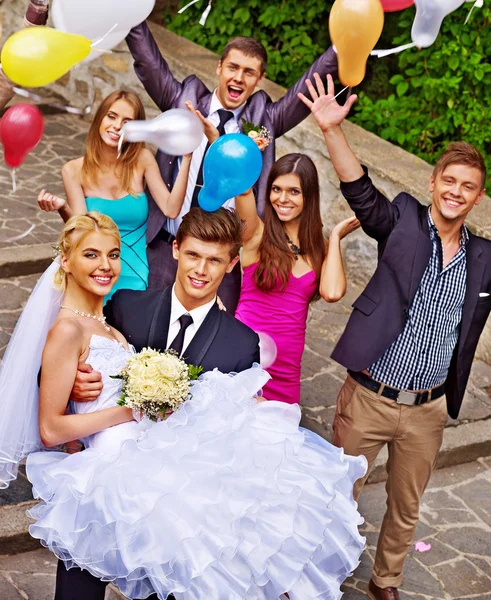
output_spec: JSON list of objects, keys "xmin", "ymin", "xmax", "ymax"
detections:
[{"xmin": 396, "ymin": 390, "xmax": 418, "ymax": 406}]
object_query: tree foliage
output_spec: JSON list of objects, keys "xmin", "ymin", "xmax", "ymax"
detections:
[
  {"xmin": 166, "ymin": 1, "xmax": 491, "ymax": 185},
  {"xmin": 354, "ymin": 4, "xmax": 491, "ymax": 187}
]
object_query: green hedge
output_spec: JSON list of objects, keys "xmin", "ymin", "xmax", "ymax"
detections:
[{"xmin": 166, "ymin": 1, "xmax": 491, "ymax": 187}]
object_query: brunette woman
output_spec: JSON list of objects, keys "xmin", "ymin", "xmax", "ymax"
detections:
[{"xmin": 234, "ymin": 154, "xmax": 359, "ymax": 404}]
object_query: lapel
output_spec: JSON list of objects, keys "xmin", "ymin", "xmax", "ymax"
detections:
[
  {"xmin": 182, "ymin": 302, "xmax": 221, "ymax": 367},
  {"xmin": 408, "ymin": 208, "xmax": 433, "ymax": 302},
  {"xmin": 197, "ymin": 93, "xmax": 213, "ymax": 120},
  {"xmin": 147, "ymin": 287, "xmax": 172, "ymax": 351},
  {"xmin": 458, "ymin": 233, "xmax": 485, "ymax": 353}
]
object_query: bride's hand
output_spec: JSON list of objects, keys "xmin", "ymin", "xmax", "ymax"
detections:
[
  {"xmin": 185, "ymin": 100, "xmax": 219, "ymax": 144},
  {"xmin": 71, "ymin": 362, "xmax": 103, "ymax": 402}
]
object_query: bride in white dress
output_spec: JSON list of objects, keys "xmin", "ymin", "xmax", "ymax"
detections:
[{"xmin": 0, "ymin": 212, "xmax": 367, "ymax": 600}]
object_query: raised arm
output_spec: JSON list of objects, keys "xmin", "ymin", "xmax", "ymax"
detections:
[
  {"xmin": 140, "ymin": 149, "xmax": 191, "ymax": 219},
  {"xmin": 319, "ymin": 216, "xmax": 360, "ymax": 302},
  {"xmin": 126, "ymin": 21, "xmax": 182, "ymax": 111},
  {"xmin": 298, "ymin": 73, "xmax": 397, "ymax": 241},
  {"xmin": 38, "ymin": 321, "xmax": 133, "ymax": 448},
  {"xmin": 235, "ymin": 188, "xmax": 264, "ymax": 259},
  {"xmin": 268, "ymin": 47, "xmax": 338, "ymax": 138}
]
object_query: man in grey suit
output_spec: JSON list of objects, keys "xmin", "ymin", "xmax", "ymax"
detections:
[{"xmin": 126, "ymin": 21, "xmax": 338, "ymax": 311}]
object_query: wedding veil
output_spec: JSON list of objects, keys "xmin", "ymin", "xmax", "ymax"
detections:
[{"xmin": 0, "ymin": 259, "xmax": 62, "ymax": 488}]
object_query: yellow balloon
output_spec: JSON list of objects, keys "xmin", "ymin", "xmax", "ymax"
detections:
[
  {"xmin": 1, "ymin": 27, "xmax": 91, "ymax": 88},
  {"xmin": 329, "ymin": 0, "xmax": 384, "ymax": 87}
]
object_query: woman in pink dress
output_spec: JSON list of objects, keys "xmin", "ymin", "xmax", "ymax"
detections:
[{"xmin": 234, "ymin": 154, "xmax": 359, "ymax": 404}]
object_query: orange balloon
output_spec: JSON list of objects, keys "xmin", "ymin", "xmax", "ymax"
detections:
[{"xmin": 329, "ymin": 0, "xmax": 384, "ymax": 87}]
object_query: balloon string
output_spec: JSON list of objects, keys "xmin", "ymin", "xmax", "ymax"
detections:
[
  {"xmin": 178, "ymin": 0, "xmax": 201, "ymax": 13},
  {"xmin": 117, "ymin": 131, "xmax": 125, "ymax": 159},
  {"xmin": 11, "ymin": 169, "xmax": 16, "ymax": 193},
  {"xmin": 465, "ymin": 0, "xmax": 483, "ymax": 24},
  {"xmin": 371, "ymin": 42, "xmax": 415, "ymax": 58},
  {"xmin": 91, "ymin": 23, "xmax": 119, "ymax": 49},
  {"xmin": 330, "ymin": 85, "xmax": 349, "ymax": 103},
  {"xmin": 199, "ymin": 1, "xmax": 213, "ymax": 25},
  {"xmin": 11, "ymin": 85, "xmax": 92, "ymax": 116},
  {"xmin": 178, "ymin": 0, "xmax": 213, "ymax": 25},
  {"xmin": 2, "ymin": 224, "xmax": 36, "ymax": 243}
]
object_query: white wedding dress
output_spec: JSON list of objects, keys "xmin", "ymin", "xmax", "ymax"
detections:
[{"xmin": 26, "ymin": 334, "xmax": 367, "ymax": 600}]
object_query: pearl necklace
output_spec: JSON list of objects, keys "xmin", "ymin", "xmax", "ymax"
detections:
[{"xmin": 61, "ymin": 305, "xmax": 110, "ymax": 332}]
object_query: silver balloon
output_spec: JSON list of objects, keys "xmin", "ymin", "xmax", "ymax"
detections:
[
  {"xmin": 411, "ymin": 0, "xmax": 465, "ymax": 48},
  {"xmin": 122, "ymin": 109, "xmax": 204, "ymax": 156}
]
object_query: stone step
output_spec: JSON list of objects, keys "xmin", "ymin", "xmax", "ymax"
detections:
[{"xmin": 0, "ymin": 242, "xmax": 53, "ymax": 279}]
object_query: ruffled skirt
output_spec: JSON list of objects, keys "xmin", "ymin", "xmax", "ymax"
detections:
[{"xmin": 27, "ymin": 368, "xmax": 367, "ymax": 599}]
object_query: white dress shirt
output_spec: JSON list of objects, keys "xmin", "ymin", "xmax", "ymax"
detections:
[
  {"xmin": 166, "ymin": 286, "xmax": 217, "ymax": 355},
  {"xmin": 165, "ymin": 91, "xmax": 245, "ymax": 235}
]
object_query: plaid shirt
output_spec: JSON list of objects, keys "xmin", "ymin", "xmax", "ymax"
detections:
[{"xmin": 369, "ymin": 208, "xmax": 468, "ymax": 390}]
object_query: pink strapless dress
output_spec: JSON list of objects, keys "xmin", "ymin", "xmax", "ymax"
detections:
[{"xmin": 235, "ymin": 262, "xmax": 317, "ymax": 404}]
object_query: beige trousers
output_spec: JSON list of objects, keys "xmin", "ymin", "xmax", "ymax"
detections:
[{"xmin": 333, "ymin": 375, "xmax": 448, "ymax": 588}]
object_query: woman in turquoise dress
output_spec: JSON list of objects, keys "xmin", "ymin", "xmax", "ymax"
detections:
[{"xmin": 38, "ymin": 90, "xmax": 191, "ymax": 300}]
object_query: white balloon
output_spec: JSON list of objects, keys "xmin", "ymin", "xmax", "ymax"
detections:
[
  {"xmin": 411, "ymin": 0, "xmax": 466, "ymax": 48},
  {"xmin": 52, "ymin": 0, "xmax": 155, "ymax": 50},
  {"xmin": 122, "ymin": 109, "xmax": 205, "ymax": 156}
]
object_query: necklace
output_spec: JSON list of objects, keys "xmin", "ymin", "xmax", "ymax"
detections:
[
  {"xmin": 285, "ymin": 234, "xmax": 303, "ymax": 261},
  {"xmin": 61, "ymin": 305, "xmax": 110, "ymax": 332}
]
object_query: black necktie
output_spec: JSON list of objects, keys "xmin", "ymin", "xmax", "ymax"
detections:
[
  {"xmin": 169, "ymin": 314, "xmax": 194, "ymax": 356},
  {"xmin": 191, "ymin": 109, "xmax": 234, "ymax": 208}
]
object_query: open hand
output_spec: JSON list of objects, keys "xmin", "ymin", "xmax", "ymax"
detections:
[
  {"xmin": 298, "ymin": 73, "xmax": 357, "ymax": 132},
  {"xmin": 330, "ymin": 216, "xmax": 361, "ymax": 240},
  {"xmin": 38, "ymin": 189, "xmax": 66, "ymax": 212},
  {"xmin": 185, "ymin": 100, "xmax": 219, "ymax": 144}
]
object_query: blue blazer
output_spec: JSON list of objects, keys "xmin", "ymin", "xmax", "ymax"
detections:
[{"xmin": 331, "ymin": 171, "xmax": 491, "ymax": 419}]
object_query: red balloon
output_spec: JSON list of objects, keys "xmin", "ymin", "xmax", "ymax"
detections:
[
  {"xmin": 380, "ymin": 0, "xmax": 414, "ymax": 11},
  {"xmin": 0, "ymin": 104, "xmax": 44, "ymax": 168}
]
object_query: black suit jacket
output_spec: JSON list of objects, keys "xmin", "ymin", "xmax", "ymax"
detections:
[
  {"xmin": 104, "ymin": 287, "xmax": 260, "ymax": 373},
  {"xmin": 331, "ymin": 170, "xmax": 491, "ymax": 419}
]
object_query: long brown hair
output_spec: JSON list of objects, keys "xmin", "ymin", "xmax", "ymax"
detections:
[
  {"xmin": 255, "ymin": 154, "xmax": 326, "ymax": 301},
  {"xmin": 81, "ymin": 90, "xmax": 145, "ymax": 195}
]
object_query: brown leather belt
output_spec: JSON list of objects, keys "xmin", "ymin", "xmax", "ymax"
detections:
[{"xmin": 347, "ymin": 370, "xmax": 446, "ymax": 406}]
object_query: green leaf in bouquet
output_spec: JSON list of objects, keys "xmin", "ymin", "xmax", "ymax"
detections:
[{"xmin": 188, "ymin": 364, "xmax": 203, "ymax": 381}]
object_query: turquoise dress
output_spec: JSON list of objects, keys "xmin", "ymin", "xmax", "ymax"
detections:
[{"xmin": 85, "ymin": 193, "xmax": 149, "ymax": 301}]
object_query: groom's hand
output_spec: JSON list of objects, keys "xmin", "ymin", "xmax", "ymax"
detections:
[{"xmin": 71, "ymin": 362, "xmax": 103, "ymax": 402}]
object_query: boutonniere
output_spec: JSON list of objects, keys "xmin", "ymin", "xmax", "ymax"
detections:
[{"xmin": 241, "ymin": 119, "xmax": 272, "ymax": 151}]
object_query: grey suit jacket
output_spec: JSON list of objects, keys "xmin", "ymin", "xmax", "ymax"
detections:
[{"xmin": 126, "ymin": 21, "xmax": 338, "ymax": 244}]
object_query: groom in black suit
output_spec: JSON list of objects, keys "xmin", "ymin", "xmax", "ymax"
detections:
[{"xmin": 55, "ymin": 207, "xmax": 259, "ymax": 600}]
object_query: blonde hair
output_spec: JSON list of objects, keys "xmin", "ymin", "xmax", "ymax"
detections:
[
  {"xmin": 81, "ymin": 90, "xmax": 146, "ymax": 195},
  {"xmin": 54, "ymin": 212, "xmax": 121, "ymax": 291}
]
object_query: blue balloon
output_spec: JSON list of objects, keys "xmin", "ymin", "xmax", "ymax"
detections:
[{"xmin": 198, "ymin": 133, "xmax": 263, "ymax": 212}]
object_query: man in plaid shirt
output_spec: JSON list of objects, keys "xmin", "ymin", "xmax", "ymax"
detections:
[{"xmin": 300, "ymin": 74, "xmax": 491, "ymax": 600}]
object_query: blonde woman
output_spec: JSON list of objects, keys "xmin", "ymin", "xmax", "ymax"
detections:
[
  {"xmin": 0, "ymin": 213, "xmax": 366, "ymax": 600},
  {"xmin": 38, "ymin": 90, "xmax": 191, "ymax": 299}
]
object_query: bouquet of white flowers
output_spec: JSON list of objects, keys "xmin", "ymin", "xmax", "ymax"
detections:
[{"xmin": 113, "ymin": 348, "xmax": 202, "ymax": 421}]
